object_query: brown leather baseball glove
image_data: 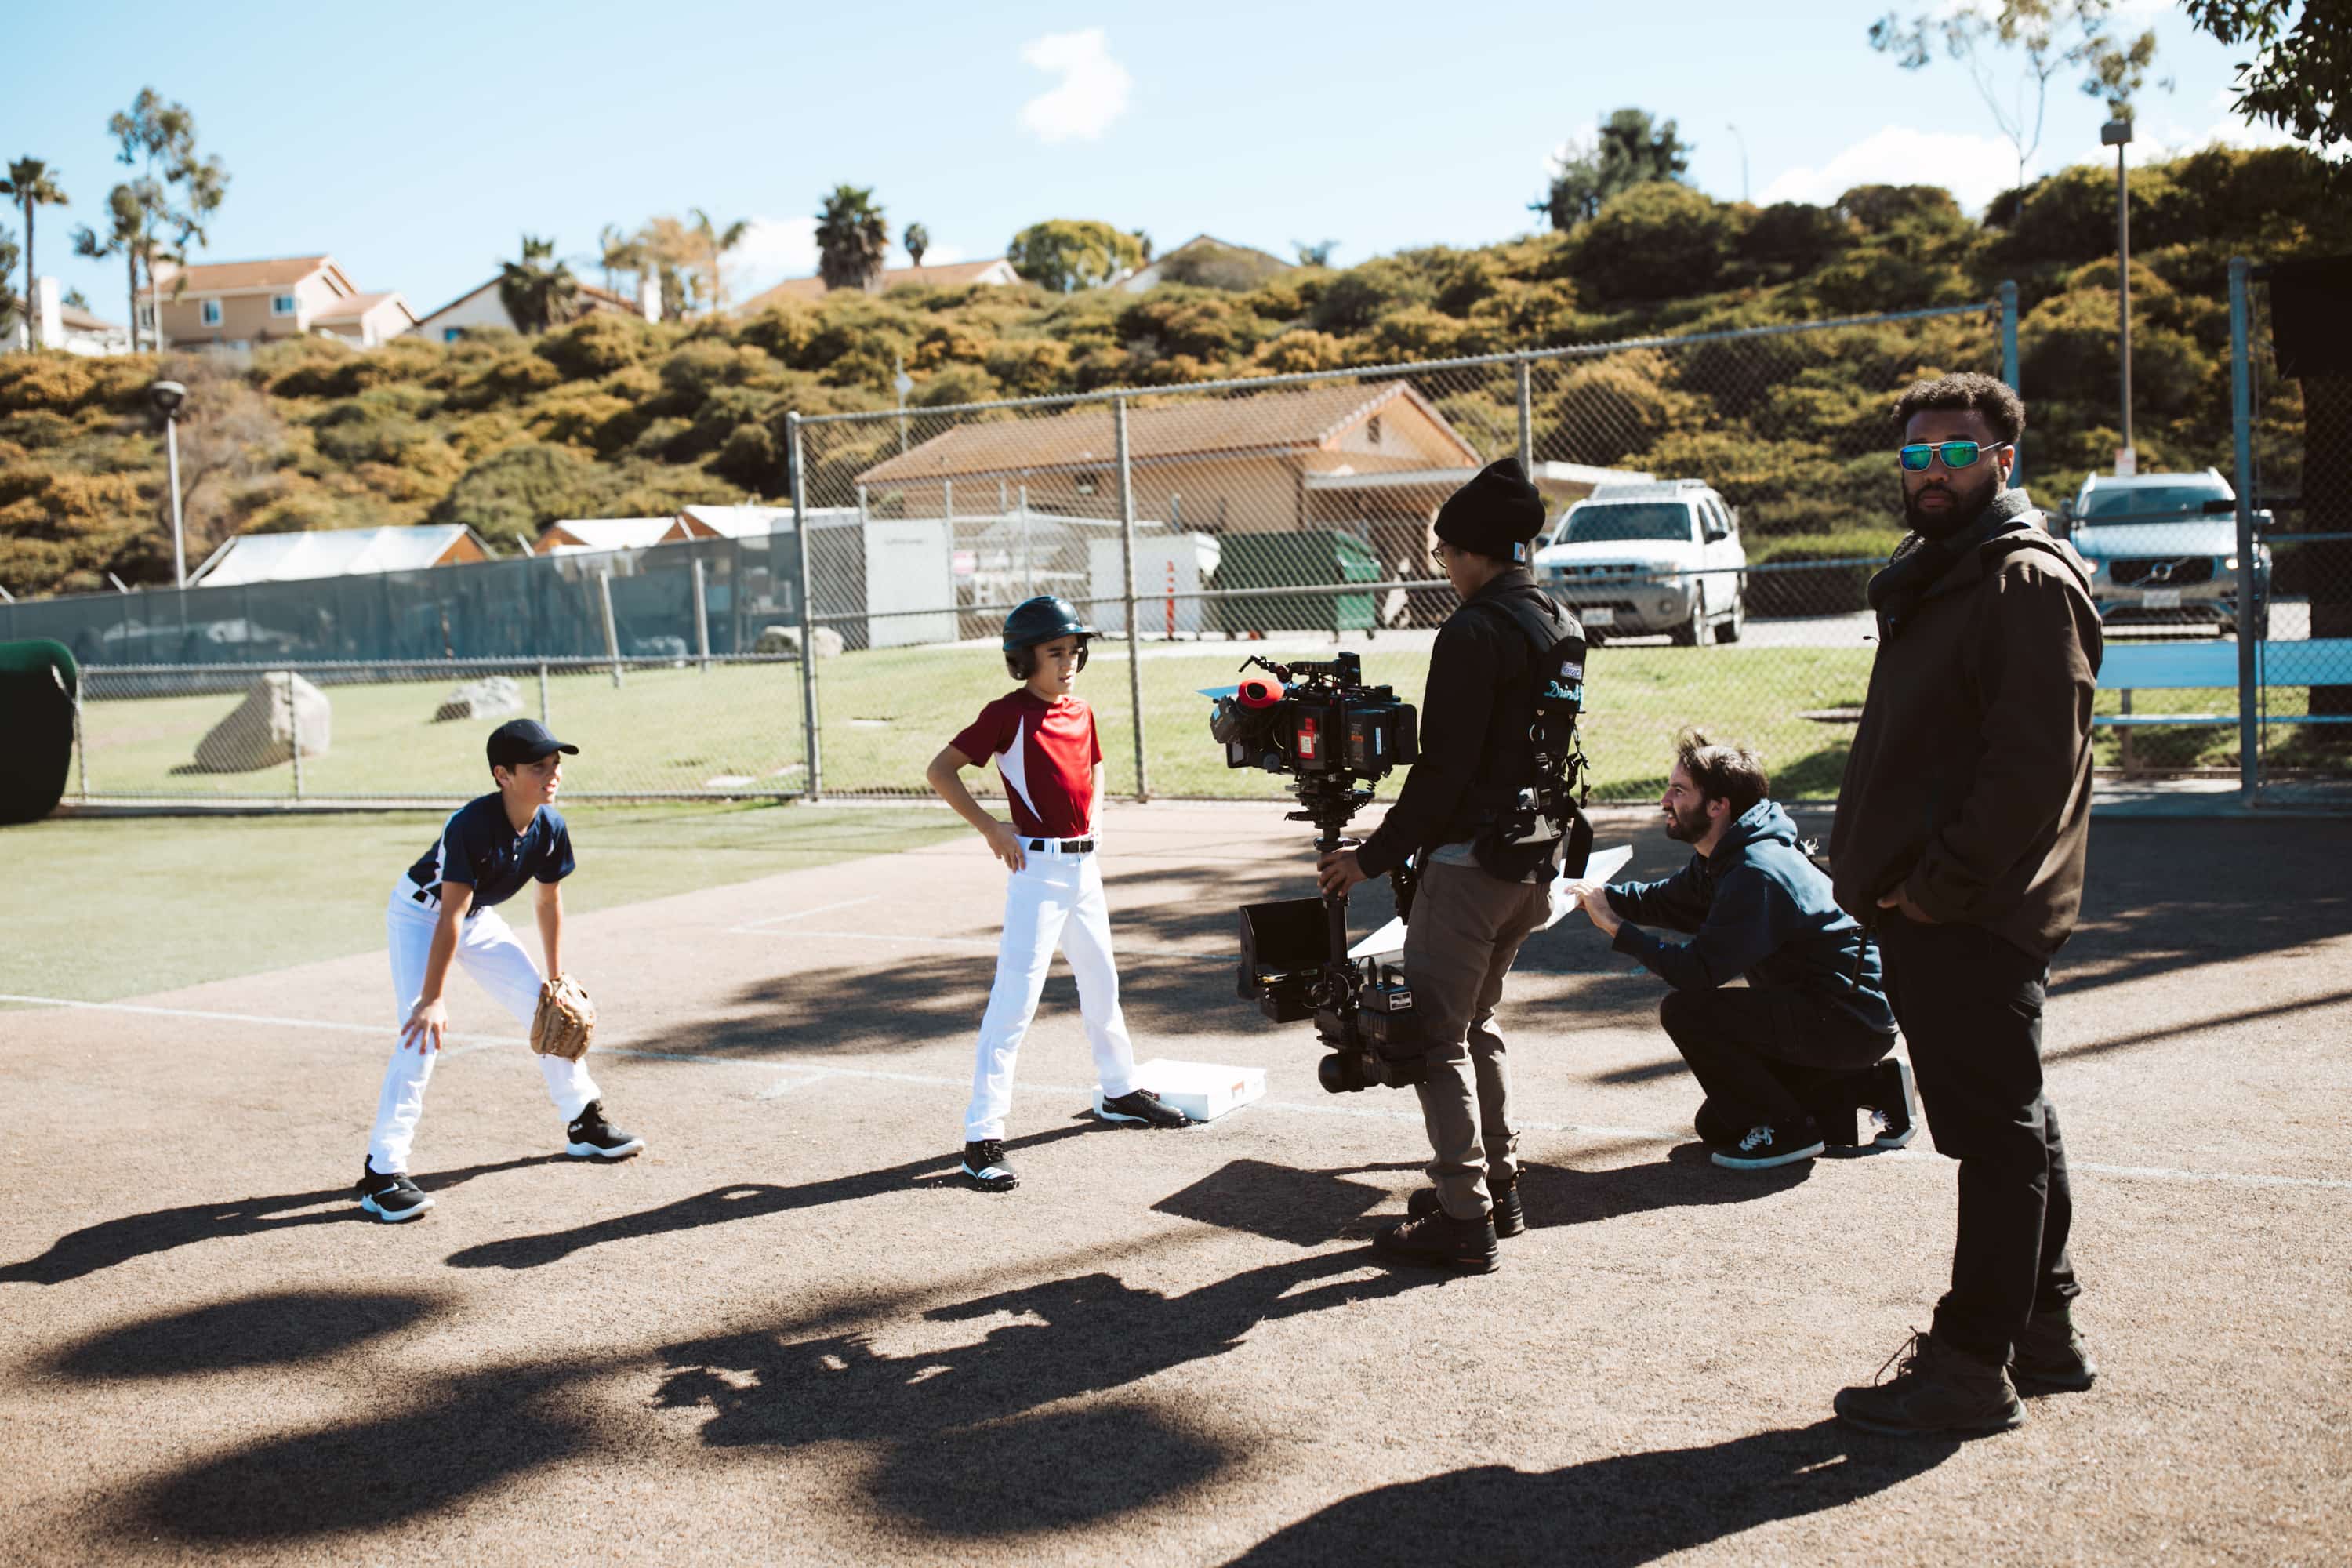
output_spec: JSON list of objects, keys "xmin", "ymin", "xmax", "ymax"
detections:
[{"xmin": 532, "ymin": 972, "xmax": 596, "ymax": 1061}]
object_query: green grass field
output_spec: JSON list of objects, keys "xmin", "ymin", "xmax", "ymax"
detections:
[{"xmin": 0, "ymin": 804, "xmax": 963, "ymax": 1004}]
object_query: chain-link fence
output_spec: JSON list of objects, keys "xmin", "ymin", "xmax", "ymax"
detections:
[{"xmin": 40, "ymin": 296, "xmax": 2027, "ymax": 808}]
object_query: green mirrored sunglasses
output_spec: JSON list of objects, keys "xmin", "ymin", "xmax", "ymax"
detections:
[{"xmin": 1898, "ymin": 440, "xmax": 2010, "ymax": 471}]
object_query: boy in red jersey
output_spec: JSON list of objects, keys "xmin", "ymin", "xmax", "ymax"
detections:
[{"xmin": 925, "ymin": 596, "xmax": 1192, "ymax": 1192}]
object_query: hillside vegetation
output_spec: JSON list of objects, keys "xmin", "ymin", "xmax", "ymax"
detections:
[{"xmin": 1, "ymin": 145, "xmax": 2344, "ymax": 600}]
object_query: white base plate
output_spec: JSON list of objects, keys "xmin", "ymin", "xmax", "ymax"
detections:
[{"xmin": 1098, "ymin": 1058, "xmax": 1266, "ymax": 1123}]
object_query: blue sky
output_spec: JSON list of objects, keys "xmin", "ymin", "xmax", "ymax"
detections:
[{"xmin": 2, "ymin": 0, "xmax": 2303, "ymax": 326}]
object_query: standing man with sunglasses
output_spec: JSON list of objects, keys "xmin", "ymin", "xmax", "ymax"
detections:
[{"xmin": 1828, "ymin": 373, "xmax": 2102, "ymax": 1437}]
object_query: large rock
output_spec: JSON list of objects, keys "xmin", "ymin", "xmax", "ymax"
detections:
[
  {"xmin": 194, "ymin": 672, "xmax": 332, "ymax": 773},
  {"xmin": 753, "ymin": 625, "xmax": 844, "ymax": 659},
  {"xmin": 434, "ymin": 675, "xmax": 524, "ymax": 723}
]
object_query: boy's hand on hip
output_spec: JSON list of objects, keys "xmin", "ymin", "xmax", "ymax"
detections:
[
  {"xmin": 985, "ymin": 822, "xmax": 1028, "ymax": 871},
  {"xmin": 401, "ymin": 997, "xmax": 449, "ymax": 1052}
]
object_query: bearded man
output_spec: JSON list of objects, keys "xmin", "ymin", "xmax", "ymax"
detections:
[{"xmin": 1559, "ymin": 731, "xmax": 1903, "ymax": 1171}]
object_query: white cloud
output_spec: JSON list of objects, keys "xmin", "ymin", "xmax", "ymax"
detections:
[
  {"xmin": 1759, "ymin": 125, "xmax": 2031, "ymax": 212},
  {"xmin": 728, "ymin": 215, "xmax": 818, "ymax": 295},
  {"xmin": 901, "ymin": 241, "xmax": 966, "ymax": 267},
  {"xmin": 1017, "ymin": 29, "xmax": 1131, "ymax": 143}
]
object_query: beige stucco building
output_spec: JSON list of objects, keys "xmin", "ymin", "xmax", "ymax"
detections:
[{"xmin": 146, "ymin": 255, "xmax": 416, "ymax": 348}]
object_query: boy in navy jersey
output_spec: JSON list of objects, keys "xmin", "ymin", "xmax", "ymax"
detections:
[
  {"xmin": 355, "ymin": 719, "xmax": 643, "ymax": 1222},
  {"xmin": 925, "ymin": 597, "xmax": 1191, "ymax": 1192}
]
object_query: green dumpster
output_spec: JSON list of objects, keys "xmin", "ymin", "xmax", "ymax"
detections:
[{"xmin": 1211, "ymin": 532, "xmax": 1381, "ymax": 636}]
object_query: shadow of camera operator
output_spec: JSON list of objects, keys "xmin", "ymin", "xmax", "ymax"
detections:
[
  {"xmin": 49, "ymin": 1288, "xmax": 442, "ymax": 1380},
  {"xmin": 1223, "ymin": 1417, "xmax": 1958, "ymax": 1566},
  {"xmin": 1513, "ymin": 1143, "xmax": 1812, "ymax": 1233},
  {"xmin": 655, "ymin": 1248, "xmax": 1434, "ymax": 1530}
]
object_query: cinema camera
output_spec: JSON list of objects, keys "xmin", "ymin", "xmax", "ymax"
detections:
[{"xmin": 1208, "ymin": 652, "xmax": 1428, "ymax": 1094}]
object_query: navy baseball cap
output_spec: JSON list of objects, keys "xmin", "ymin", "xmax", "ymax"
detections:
[{"xmin": 487, "ymin": 718, "xmax": 579, "ymax": 768}]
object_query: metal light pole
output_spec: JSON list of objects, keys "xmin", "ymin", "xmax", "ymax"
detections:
[
  {"xmin": 1726, "ymin": 123, "xmax": 1749, "ymax": 204},
  {"xmin": 151, "ymin": 379, "xmax": 188, "ymax": 586},
  {"xmin": 2102, "ymin": 117, "xmax": 2134, "ymax": 471}
]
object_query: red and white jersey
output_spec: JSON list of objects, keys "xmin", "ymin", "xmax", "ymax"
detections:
[{"xmin": 949, "ymin": 689, "xmax": 1101, "ymax": 838}]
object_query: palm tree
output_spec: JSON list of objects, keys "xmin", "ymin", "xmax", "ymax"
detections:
[
  {"xmin": 497, "ymin": 235, "xmax": 581, "ymax": 335},
  {"xmin": 688, "ymin": 207, "xmax": 750, "ymax": 314},
  {"xmin": 1, "ymin": 157, "xmax": 69, "ymax": 345},
  {"xmin": 902, "ymin": 222, "xmax": 930, "ymax": 269},
  {"xmin": 815, "ymin": 185, "xmax": 889, "ymax": 293},
  {"xmin": 71, "ymin": 184, "xmax": 143, "ymax": 350},
  {"xmin": 597, "ymin": 222, "xmax": 648, "ymax": 297}
]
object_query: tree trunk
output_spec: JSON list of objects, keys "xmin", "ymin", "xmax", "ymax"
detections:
[
  {"xmin": 20, "ymin": 196, "xmax": 32, "ymax": 344},
  {"xmin": 2304, "ymin": 375, "xmax": 2352, "ymax": 716},
  {"xmin": 125, "ymin": 250, "xmax": 139, "ymax": 354}
]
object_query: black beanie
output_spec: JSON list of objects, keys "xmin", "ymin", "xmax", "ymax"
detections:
[{"xmin": 1435, "ymin": 458, "xmax": 1548, "ymax": 562}]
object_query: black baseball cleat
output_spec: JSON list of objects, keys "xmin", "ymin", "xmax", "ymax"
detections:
[
  {"xmin": 565, "ymin": 1100, "xmax": 645, "ymax": 1160},
  {"xmin": 1409, "ymin": 1176, "xmax": 1525, "ymax": 1238},
  {"xmin": 1862, "ymin": 1057, "xmax": 1919, "ymax": 1150},
  {"xmin": 1097, "ymin": 1087, "xmax": 1194, "ymax": 1128},
  {"xmin": 962, "ymin": 1139, "xmax": 1018, "ymax": 1192},
  {"xmin": 354, "ymin": 1160, "xmax": 434, "ymax": 1223},
  {"xmin": 1374, "ymin": 1207, "xmax": 1500, "ymax": 1273},
  {"xmin": 1712, "ymin": 1118, "xmax": 1826, "ymax": 1171}
]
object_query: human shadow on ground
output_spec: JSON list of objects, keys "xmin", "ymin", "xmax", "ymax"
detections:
[
  {"xmin": 655, "ymin": 1248, "xmax": 1434, "ymax": 1536},
  {"xmin": 0, "ymin": 1153, "xmax": 567, "ymax": 1286},
  {"xmin": 50, "ymin": 1289, "xmax": 441, "ymax": 1379},
  {"xmin": 1223, "ymin": 1416, "xmax": 1956, "ymax": 1566},
  {"xmin": 1515, "ymin": 1144, "xmax": 1811, "ymax": 1230},
  {"xmin": 443, "ymin": 1123, "xmax": 1102, "ymax": 1271},
  {"xmin": 1150, "ymin": 1157, "xmax": 1419, "ymax": 1247}
]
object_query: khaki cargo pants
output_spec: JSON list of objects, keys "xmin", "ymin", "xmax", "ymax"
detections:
[{"xmin": 1402, "ymin": 858, "xmax": 1552, "ymax": 1221}]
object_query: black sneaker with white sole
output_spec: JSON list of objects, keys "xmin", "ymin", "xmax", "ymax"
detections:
[
  {"xmin": 1863, "ymin": 1058, "xmax": 1918, "ymax": 1150},
  {"xmin": 1097, "ymin": 1087, "xmax": 1194, "ymax": 1128},
  {"xmin": 354, "ymin": 1160, "xmax": 434, "ymax": 1223},
  {"xmin": 565, "ymin": 1100, "xmax": 645, "ymax": 1160},
  {"xmin": 1712, "ymin": 1118, "xmax": 1826, "ymax": 1171},
  {"xmin": 962, "ymin": 1139, "xmax": 1018, "ymax": 1192}
]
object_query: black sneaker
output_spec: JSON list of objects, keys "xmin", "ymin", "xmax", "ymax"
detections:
[
  {"xmin": 2009, "ymin": 1308, "xmax": 2098, "ymax": 1392},
  {"xmin": 1835, "ymin": 1330, "xmax": 2024, "ymax": 1437},
  {"xmin": 1373, "ymin": 1207, "xmax": 1499, "ymax": 1273},
  {"xmin": 1097, "ymin": 1087, "xmax": 1194, "ymax": 1128},
  {"xmin": 565, "ymin": 1100, "xmax": 645, "ymax": 1160},
  {"xmin": 1711, "ymin": 1118, "xmax": 1825, "ymax": 1171},
  {"xmin": 1862, "ymin": 1058, "xmax": 1918, "ymax": 1150},
  {"xmin": 1408, "ymin": 1176, "xmax": 1525, "ymax": 1237},
  {"xmin": 962, "ymin": 1139, "xmax": 1018, "ymax": 1192},
  {"xmin": 354, "ymin": 1160, "xmax": 434, "ymax": 1223}
]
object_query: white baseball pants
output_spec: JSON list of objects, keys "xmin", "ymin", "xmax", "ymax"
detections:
[
  {"xmin": 368, "ymin": 881, "xmax": 598, "ymax": 1174},
  {"xmin": 965, "ymin": 848, "xmax": 1138, "ymax": 1142}
]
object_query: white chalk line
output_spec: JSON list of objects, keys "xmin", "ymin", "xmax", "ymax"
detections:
[
  {"xmin": 8, "ymin": 992, "xmax": 2350, "ymax": 1195},
  {"xmin": 719, "ymin": 927, "xmax": 1211, "ymax": 960},
  {"xmin": 731, "ymin": 895, "xmax": 880, "ymax": 932}
]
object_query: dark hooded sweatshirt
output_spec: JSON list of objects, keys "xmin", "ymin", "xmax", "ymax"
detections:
[
  {"xmin": 1827, "ymin": 487, "xmax": 2102, "ymax": 957},
  {"xmin": 1606, "ymin": 799, "xmax": 1896, "ymax": 1034}
]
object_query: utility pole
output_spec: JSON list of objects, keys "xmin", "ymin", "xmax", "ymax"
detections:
[{"xmin": 2102, "ymin": 117, "xmax": 2135, "ymax": 471}]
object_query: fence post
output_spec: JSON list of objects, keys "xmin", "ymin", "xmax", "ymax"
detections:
[
  {"xmin": 691, "ymin": 554, "xmax": 711, "ymax": 673},
  {"xmin": 538, "ymin": 660, "xmax": 550, "ymax": 724},
  {"xmin": 74, "ymin": 671, "xmax": 89, "ymax": 802},
  {"xmin": 1999, "ymin": 281, "xmax": 2022, "ymax": 481},
  {"xmin": 597, "ymin": 571, "xmax": 624, "ymax": 688},
  {"xmin": 1515, "ymin": 356, "xmax": 1535, "ymax": 476},
  {"xmin": 787, "ymin": 411, "xmax": 824, "ymax": 800},
  {"xmin": 1114, "ymin": 396, "xmax": 1149, "ymax": 800},
  {"xmin": 2229, "ymin": 256, "xmax": 2259, "ymax": 804},
  {"xmin": 287, "ymin": 674, "xmax": 304, "ymax": 800}
]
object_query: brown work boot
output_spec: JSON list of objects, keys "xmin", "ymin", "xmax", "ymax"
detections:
[
  {"xmin": 1373, "ymin": 1207, "xmax": 1499, "ymax": 1274},
  {"xmin": 1407, "ymin": 1174, "xmax": 1524, "ymax": 1238},
  {"xmin": 1834, "ymin": 1330, "xmax": 2024, "ymax": 1437},
  {"xmin": 2009, "ymin": 1308, "xmax": 2098, "ymax": 1392}
]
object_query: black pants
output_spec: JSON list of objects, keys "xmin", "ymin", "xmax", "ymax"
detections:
[
  {"xmin": 1878, "ymin": 915, "xmax": 2081, "ymax": 1363},
  {"xmin": 1657, "ymin": 985, "xmax": 1895, "ymax": 1134}
]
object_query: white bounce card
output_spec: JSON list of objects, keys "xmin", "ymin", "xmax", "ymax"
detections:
[
  {"xmin": 1098, "ymin": 1058, "xmax": 1266, "ymax": 1123},
  {"xmin": 1543, "ymin": 844, "xmax": 1633, "ymax": 930}
]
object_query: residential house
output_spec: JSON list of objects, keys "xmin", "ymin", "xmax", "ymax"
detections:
[
  {"xmin": 1121, "ymin": 235, "xmax": 1293, "ymax": 293},
  {"xmin": 146, "ymin": 255, "xmax": 416, "ymax": 348},
  {"xmin": 3, "ymin": 277, "xmax": 131, "ymax": 355},
  {"xmin": 530, "ymin": 517, "xmax": 684, "ymax": 555},
  {"xmin": 187, "ymin": 524, "xmax": 492, "ymax": 587},
  {"xmin": 410, "ymin": 278, "xmax": 661, "ymax": 343},
  {"xmin": 735, "ymin": 257, "xmax": 1021, "ymax": 314}
]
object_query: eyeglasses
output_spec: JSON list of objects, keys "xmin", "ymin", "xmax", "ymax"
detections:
[{"xmin": 1898, "ymin": 440, "xmax": 2012, "ymax": 472}]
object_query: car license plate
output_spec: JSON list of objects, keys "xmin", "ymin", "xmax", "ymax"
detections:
[
  {"xmin": 2143, "ymin": 588, "xmax": 2183, "ymax": 609},
  {"xmin": 1583, "ymin": 606, "xmax": 1616, "ymax": 625}
]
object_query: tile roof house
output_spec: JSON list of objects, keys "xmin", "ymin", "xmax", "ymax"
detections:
[
  {"xmin": 187, "ymin": 524, "xmax": 491, "ymax": 586},
  {"xmin": 531, "ymin": 517, "xmax": 685, "ymax": 555},
  {"xmin": 408, "ymin": 277, "xmax": 660, "ymax": 343},
  {"xmin": 147, "ymin": 255, "xmax": 416, "ymax": 348},
  {"xmin": 737, "ymin": 257, "xmax": 1022, "ymax": 314},
  {"xmin": 1122, "ymin": 234, "xmax": 1294, "ymax": 293},
  {"xmin": 2, "ymin": 277, "xmax": 130, "ymax": 355}
]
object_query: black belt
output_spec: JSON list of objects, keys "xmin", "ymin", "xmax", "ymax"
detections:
[{"xmin": 1027, "ymin": 838, "xmax": 1094, "ymax": 854}]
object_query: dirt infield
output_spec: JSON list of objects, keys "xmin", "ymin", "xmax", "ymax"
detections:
[{"xmin": 2, "ymin": 802, "xmax": 2347, "ymax": 1565}]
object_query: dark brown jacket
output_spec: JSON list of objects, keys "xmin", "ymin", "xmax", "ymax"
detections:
[{"xmin": 1828, "ymin": 491, "xmax": 2103, "ymax": 956}]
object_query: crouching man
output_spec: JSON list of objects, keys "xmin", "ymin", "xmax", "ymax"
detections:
[{"xmin": 1560, "ymin": 731, "xmax": 1907, "ymax": 1171}]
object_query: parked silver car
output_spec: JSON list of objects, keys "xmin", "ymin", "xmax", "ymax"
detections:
[
  {"xmin": 1531, "ymin": 480, "xmax": 1748, "ymax": 645},
  {"xmin": 2060, "ymin": 469, "xmax": 2270, "ymax": 637}
]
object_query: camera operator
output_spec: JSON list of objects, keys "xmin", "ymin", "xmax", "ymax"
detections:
[{"xmin": 1317, "ymin": 457, "xmax": 1576, "ymax": 1273}]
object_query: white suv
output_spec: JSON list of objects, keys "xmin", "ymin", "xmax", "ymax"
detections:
[
  {"xmin": 2060, "ymin": 468, "xmax": 2271, "ymax": 637},
  {"xmin": 1532, "ymin": 480, "xmax": 1748, "ymax": 645}
]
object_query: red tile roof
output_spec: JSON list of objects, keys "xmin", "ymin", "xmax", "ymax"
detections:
[{"xmin": 151, "ymin": 256, "xmax": 339, "ymax": 293}]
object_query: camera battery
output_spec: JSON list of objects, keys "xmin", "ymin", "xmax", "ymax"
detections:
[{"xmin": 1356, "ymin": 967, "xmax": 1420, "ymax": 1052}]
